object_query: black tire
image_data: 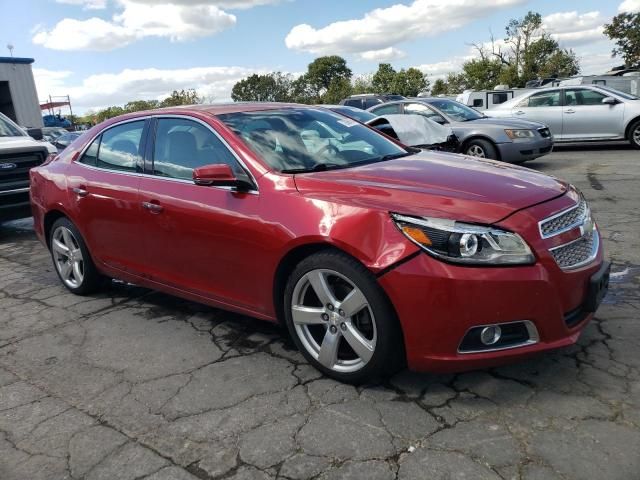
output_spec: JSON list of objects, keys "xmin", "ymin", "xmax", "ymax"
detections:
[
  {"xmin": 49, "ymin": 217, "xmax": 102, "ymax": 295},
  {"xmin": 464, "ymin": 138, "xmax": 498, "ymax": 160},
  {"xmin": 283, "ymin": 250, "xmax": 405, "ymax": 384},
  {"xmin": 629, "ymin": 120, "xmax": 640, "ymax": 149}
]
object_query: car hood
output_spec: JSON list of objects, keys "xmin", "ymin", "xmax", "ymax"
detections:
[
  {"xmin": 293, "ymin": 152, "xmax": 568, "ymax": 224},
  {"xmin": 457, "ymin": 117, "xmax": 546, "ymax": 129},
  {"xmin": 0, "ymin": 136, "xmax": 57, "ymax": 154}
]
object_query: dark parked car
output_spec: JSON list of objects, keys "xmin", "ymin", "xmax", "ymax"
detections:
[
  {"xmin": 30, "ymin": 103, "xmax": 608, "ymax": 383},
  {"xmin": 53, "ymin": 132, "xmax": 82, "ymax": 153},
  {"xmin": 323, "ymin": 105, "xmax": 378, "ymax": 123},
  {"xmin": 340, "ymin": 94, "xmax": 405, "ymax": 110}
]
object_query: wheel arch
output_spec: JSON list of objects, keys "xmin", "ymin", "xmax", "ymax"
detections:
[
  {"xmin": 460, "ymin": 135, "xmax": 502, "ymax": 161},
  {"xmin": 624, "ymin": 116, "xmax": 640, "ymax": 140},
  {"xmin": 43, "ymin": 209, "xmax": 69, "ymax": 250}
]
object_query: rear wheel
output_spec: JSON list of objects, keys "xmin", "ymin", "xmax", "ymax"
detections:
[
  {"xmin": 284, "ymin": 251, "xmax": 404, "ymax": 383},
  {"xmin": 465, "ymin": 139, "xmax": 498, "ymax": 160},
  {"xmin": 629, "ymin": 120, "xmax": 640, "ymax": 149},
  {"xmin": 50, "ymin": 217, "xmax": 102, "ymax": 295}
]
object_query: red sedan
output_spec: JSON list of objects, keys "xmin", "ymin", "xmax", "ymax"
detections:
[{"xmin": 29, "ymin": 103, "xmax": 609, "ymax": 383}]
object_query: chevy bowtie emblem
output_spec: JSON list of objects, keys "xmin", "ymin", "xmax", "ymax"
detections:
[{"xmin": 0, "ymin": 162, "xmax": 17, "ymax": 170}]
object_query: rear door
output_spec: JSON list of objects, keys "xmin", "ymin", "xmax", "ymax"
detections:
[
  {"xmin": 561, "ymin": 88, "xmax": 625, "ymax": 140},
  {"xmin": 66, "ymin": 119, "xmax": 148, "ymax": 274},
  {"xmin": 510, "ymin": 89, "xmax": 563, "ymax": 138}
]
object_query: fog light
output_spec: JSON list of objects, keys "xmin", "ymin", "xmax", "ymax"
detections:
[{"xmin": 480, "ymin": 325, "xmax": 502, "ymax": 345}]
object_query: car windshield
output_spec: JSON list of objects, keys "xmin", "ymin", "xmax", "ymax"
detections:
[
  {"xmin": 0, "ymin": 113, "xmax": 26, "ymax": 137},
  {"xmin": 218, "ymin": 108, "xmax": 410, "ymax": 173},
  {"xmin": 596, "ymin": 85, "xmax": 638, "ymax": 100},
  {"xmin": 329, "ymin": 107, "xmax": 377, "ymax": 123},
  {"xmin": 426, "ymin": 99, "xmax": 484, "ymax": 121}
]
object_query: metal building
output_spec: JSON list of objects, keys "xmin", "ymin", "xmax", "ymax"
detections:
[{"xmin": 0, "ymin": 57, "xmax": 44, "ymax": 128}]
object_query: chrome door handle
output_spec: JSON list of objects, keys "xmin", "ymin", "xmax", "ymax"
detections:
[
  {"xmin": 142, "ymin": 201, "xmax": 163, "ymax": 213},
  {"xmin": 72, "ymin": 187, "xmax": 88, "ymax": 197},
  {"xmin": 514, "ymin": 110, "xmax": 525, "ymax": 115},
  {"xmin": 565, "ymin": 109, "xmax": 575, "ymax": 114}
]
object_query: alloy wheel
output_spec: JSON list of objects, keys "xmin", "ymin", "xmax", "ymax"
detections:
[
  {"xmin": 291, "ymin": 269, "xmax": 377, "ymax": 373},
  {"xmin": 467, "ymin": 144, "xmax": 486, "ymax": 157},
  {"xmin": 52, "ymin": 226, "xmax": 85, "ymax": 289},
  {"xmin": 633, "ymin": 125, "xmax": 640, "ymax": 146}
]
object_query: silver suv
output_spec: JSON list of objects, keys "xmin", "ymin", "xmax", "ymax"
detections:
[{"xmin": 487, "ymin": 85, "xmax": 640, "ymax": 148}]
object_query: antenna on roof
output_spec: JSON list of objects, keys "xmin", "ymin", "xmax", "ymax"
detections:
[{"xmin": 6, "ymin": 44, "xmax": 14, "ymax": 57}]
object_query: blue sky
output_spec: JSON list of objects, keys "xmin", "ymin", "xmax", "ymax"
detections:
[{"xmin": 1, "ymin": 0, "xmax": 637, "ymax": 113}]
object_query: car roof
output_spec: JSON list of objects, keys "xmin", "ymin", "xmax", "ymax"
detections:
[{"xmin": 117, "ymin": 102, "xmax": 311, "ymax": 120}]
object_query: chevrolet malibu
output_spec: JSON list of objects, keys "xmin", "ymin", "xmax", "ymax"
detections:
[{"xmin": 30, "ymin": 103, "xmax": 609, "ymax": 383}]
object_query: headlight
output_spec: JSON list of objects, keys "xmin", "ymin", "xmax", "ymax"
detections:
[
  {"xmin": 392, "ymin": 214, "xmax": 534, "ymax": 265},
  {"xmin": 504, "ymin": 129, "xmax": 535, "ymax": 139}
]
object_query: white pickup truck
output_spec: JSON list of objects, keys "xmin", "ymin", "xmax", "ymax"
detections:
[{"xmin": 0, "ymin": 112, "xmax": 56, "ymax": 222}]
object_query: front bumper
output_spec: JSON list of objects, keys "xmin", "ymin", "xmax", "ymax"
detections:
[
  {"xmin": 0, "ymin": 187, "xmax": 32, "ymax": 222},
  {"xmin": 379, "ymin": 192, "xmax": 605, "ymax": 373},
  {"xmin": 496, "ymin": 136, "xmax": 553, "ymax": 163}
]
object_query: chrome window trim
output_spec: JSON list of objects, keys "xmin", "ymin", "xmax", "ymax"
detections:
[
  {"xmin": 74, "ymin": 114, "xmax": 259, "ymax": 194},
  {"xmin": 549, "ymin": 226, "xmax": 600, "ymax": 271},
  {"xmin": 538, "ymin": 199, "xmax": 587, "ymax": 239},
  {"xmin": 150, "ymin": 114, "xmax": 259, "ymax": 192},
  {"xmin": 457, "ymin": 320, "xmax": 539, "ymax": 354}
]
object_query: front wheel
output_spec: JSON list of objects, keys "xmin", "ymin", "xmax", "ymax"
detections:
[
  {"xmin": 283, "ymin": 251, "xmax": 404, "ymax": 384},
  {"xmin": 629, "ymin": 120, "xmax": 640, "ymax": 149},
  {"xmin": 464, "ymin": 139, "xmax": 498, "ymax": 160},
  {"xmin": 50, "ymin": 217, "xmax": 102, "ymax": 295}
]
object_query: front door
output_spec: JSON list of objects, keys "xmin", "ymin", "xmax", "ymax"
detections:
[
  {"xmin": 511, "ymin": 89, "xmax": 563, "ymax": 138},
  {"xmin": 561, "ymin": 88, "xmax": 625, "ymax": 140},
  {"xmin": 137, "ymin": 116, "xmax": 262, "ymax": 311},
  {"xmin": 66, "ymin": 119, "xmax": 148, "ymax": 274}
]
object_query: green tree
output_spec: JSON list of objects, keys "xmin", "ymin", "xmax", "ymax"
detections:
[
  {"xmin": 306, "ymin": 56, "xmax": 352, "ymax": 97},
  {"xmin": 289, "ymin": 75, "xmax": 316, "ymax": 104},
  {"xmin": 430, "ymin": 78, "xmax": 447, "ymax": 95},
  {"xmin": 604, "ymin": 12, "xmax": 640, "ymax": 67},
  {"xmin": 94, "ymin": 106, "xmax": 125, "ymax": 123},
  {"xmin": 462, "ymin": 58, "xmax": 503, "ymax": 90},
  {"xmin": 160, "ymin": 89, "xmax": 201, "ymax": 107},
  {"xmin": 442, "ymin": 72, "xmax": 468, "ymax": 94},
  {"xmin": 372, "ymin": 63, "xmax": 397, "ymax": 93},
  {"xmin": 391, "ymin": 68, "xmax": 430, "ymax": 97},
  {"xmin": 352, "ymin": 75, "xmax": 375, "ymax": 94},
  {"xmin": 323, "ymin": 77, "xmax": 353, "ymax": 104},
  {"xmin": 231, "ymin": 73, "xmax": 292, "ymax": 102},
  {"xmin": 124, "ymin": 100, "xmax": 160, "ymax": 112}
]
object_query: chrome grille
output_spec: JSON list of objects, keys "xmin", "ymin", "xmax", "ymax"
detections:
[
  {"xmin": 539, "ymin": 200, "xmax": 587, "ymax": 238},
  {"xmin": 550, "ymin": 230, "xmax": 598, "ymax": 270}
]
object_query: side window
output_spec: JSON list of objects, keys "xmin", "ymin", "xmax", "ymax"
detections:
[
  {"xmin": 79, "ymin": 135, "xmax": 100, "ymax": 166},
  {"xmin": 344, "ymin": 99, "xmax": 362, "ymax": 109},
  {"xmin": 472, "ymin": 99, "xmax": 484, "ymax": 108},
  {"xmin": 371, "ymin": 103, "xmax": 401, "ymax": 115},
  {"xmin": 364, "ymin": 98, "xmax": 382, "ymax": 109},
  {"xmin": 405, "ymin": 103, "xmax": 440, "ymax": 120},
  {"xmin": 97, "ymin": 121, "xmax": 144, "ymax": 172},
  {"xmin": 492, "ymin": 93, "xmax": 509, "ymax": 104},
  {"xmin": 525, "ymin": 90, "xmax": 561, "ymax": 107},
  {"xmin": 153, "ymin": 118, "xmax": 243, "ymax": 181},
  {"xmin": 566, "ymin": 88, "xmax": 607, "ymax": 106}
]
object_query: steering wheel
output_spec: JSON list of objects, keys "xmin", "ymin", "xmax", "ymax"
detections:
[{"xmin": 316, "ymin": 143, "xmax": 340, "ymax": 158}]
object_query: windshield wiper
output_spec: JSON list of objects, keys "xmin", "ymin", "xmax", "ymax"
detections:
[
  {"xmin": 374, "ymin": 151, "xmax": 414, "ymax": 162},
  {"xmin": 281, "ymin": 163, "xmax": 343, "ymax": 174}
]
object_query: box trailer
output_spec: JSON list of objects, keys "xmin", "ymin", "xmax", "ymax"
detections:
[{"xmin": 0, "ymin": 57, "xmax": 44, "ymax": 129}]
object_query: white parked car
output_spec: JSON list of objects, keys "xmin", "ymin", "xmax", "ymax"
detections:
[{"xmin": 486, "ymin": 85, "xmax": 640, "ymax": 148}]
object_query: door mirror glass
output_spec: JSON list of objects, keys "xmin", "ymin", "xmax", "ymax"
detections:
[
  {"xmin": 602, "ymin": 96, "xmax": 617, "ymax": 105},
  {"xmin": 431, "ymin": 115, "xmax": 447, "ymax": 125},
  {"xmin": 193, "ymin": 163, "xmax": 240, "ymax": 187}
]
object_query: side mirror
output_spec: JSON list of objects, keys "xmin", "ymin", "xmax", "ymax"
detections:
[
  {"xmin": 27, "ymin": 128, "xmax": 43, "ymax": 140},
  {"xmin": 431, "ymin": 115, "xmax": 447, "ymax": 125},
  {"xmin": 193, "ymin": 164, "xmax": 252, "ymax": 190},
  {"xmin": 602, "ymin": 97, "xmax": 618, "ymax": 105}
]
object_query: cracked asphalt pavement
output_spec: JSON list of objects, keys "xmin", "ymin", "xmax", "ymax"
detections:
[{"xmin": 1, "ymin": 144, "xmax": 639, "ymax": 480}]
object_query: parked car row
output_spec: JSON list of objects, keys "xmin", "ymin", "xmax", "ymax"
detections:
[{"xmin": 29, "ymin": 102, "xmax": 609, "ymax": 383}]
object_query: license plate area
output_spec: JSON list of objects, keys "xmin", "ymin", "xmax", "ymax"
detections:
[{"xmin": 584, "ymin": 261, "xmax": 611, "ymax": 313}]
